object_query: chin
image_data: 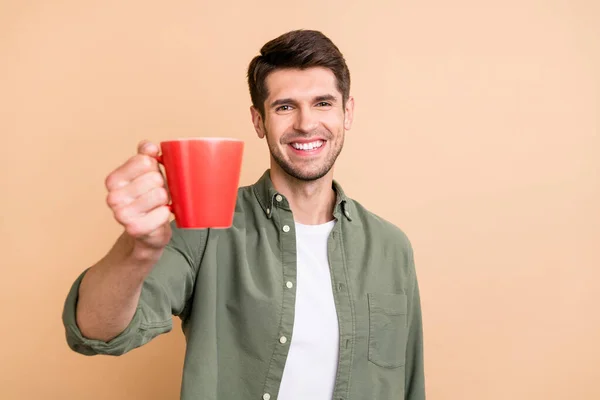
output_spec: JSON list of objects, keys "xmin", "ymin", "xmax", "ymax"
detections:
[
  {"xmin": 270, "ymin": 148, "xmax": 336, "ymax": 182},
  {"xmin": 284, "ymin": 165, "xmax": 331, "ymax": 182}
]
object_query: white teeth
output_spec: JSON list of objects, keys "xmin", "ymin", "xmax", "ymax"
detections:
[{"xmin": 291, "ymin": 140, "xmax": 324, "ymax": 150}]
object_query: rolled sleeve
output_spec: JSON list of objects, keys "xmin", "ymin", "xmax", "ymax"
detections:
[
  {"xmin": 62, "ymin": 224, "xmax": 207, "ymax": 356},
  {"xmin": 62, "ymin": 269, "xmax": 156, "ymax": 356}
]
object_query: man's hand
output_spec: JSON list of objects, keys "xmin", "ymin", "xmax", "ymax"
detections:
[{"xmin": 104, "ymin": 140, "xmax": 172, "ymax": 257}]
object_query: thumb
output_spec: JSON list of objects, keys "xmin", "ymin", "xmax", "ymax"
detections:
[
  {"xmin": 137, "ymin": 140, "xmax": 160, "ymax": 157},
  {"xmin": 138, "ymin": 140, "xmax": 171, "ymax": 202}
]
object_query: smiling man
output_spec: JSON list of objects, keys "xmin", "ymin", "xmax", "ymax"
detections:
[{"xmin": 62, "ymin": 30, "xmax": 426, "ymax": 400}]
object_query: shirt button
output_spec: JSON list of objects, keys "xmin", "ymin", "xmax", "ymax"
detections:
[
  {"xmin": 266, "ymin": 208, "xmax": 270, "ymax": 215},
  {"xmin": 275, "ymin": 194, "xmax": 283, "ymax": 202},
  {"xmin": 344, "ymin": 210, "xmax": 350, "ymax": 218},
  {"xmin": 279, "ymin": 336, "xmax": 287, "ymax": 344},
  {"xmin": 263, "ymin": 394, "xmax": 271, "ymax": 400},
  {"xmin": 286, "ymin": 281, "xmax": 293, "ymax": 289},
  {"xmin": 282, "ymin": 225, "xmax": 290, "ymax": 233}
]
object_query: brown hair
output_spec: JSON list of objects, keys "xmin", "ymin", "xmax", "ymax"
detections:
[{"xmin": 247, "ymin": 29, "xmax": 351, "ymax": 117}]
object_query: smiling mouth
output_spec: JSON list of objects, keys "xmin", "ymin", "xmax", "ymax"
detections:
[{"xmin": 289, "ymin": 140, "xmax": 325, "ymax": 151}]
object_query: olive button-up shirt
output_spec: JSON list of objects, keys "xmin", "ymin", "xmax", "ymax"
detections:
[{"xmin": 62, "ymin": 170, "xmax": 426, "ymax": 399}]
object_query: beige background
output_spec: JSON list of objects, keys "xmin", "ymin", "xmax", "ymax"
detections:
[{"xmin": 1, "ymin": 1, "xmax": 598, "ymax": 399}]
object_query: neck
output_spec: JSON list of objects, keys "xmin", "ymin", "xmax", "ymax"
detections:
[{"xmin": 269, "ymin": 164, "xmax": 337, "ymax": 225}]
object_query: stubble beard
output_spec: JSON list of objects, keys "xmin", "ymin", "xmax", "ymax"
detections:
[{"xmin": 265, "ymin": 127, "xmax": 344, "ymax": 182}]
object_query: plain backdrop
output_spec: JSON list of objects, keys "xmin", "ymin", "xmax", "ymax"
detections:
[{"xmin": 1, "ymin": 1, "xmax": 598, "ymax": 399}]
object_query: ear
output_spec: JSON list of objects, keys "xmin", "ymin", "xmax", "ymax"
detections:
[
  {"xmin": 343, "ymin": 96, "xmax": 355, "ymax": 131},
  {"xmin": 250, "ymin": 106, "xmax": 266, "ymax": 139}
]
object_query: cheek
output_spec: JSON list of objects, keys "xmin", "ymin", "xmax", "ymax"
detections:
[
  {"xmin": 322, "ymin": 113, "xmax": 345, "ymax": 134},
  {"xmin": 265, "ymin": 117, "xmax": 292, "ymax": 141}
]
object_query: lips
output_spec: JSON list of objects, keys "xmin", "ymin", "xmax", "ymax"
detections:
[
  {"xmin": 290, "ymin": 139, "xmax": 325, "ymax": 151},
  {"xmin": 287, "ymin": 139, "xmax": 326, "ymax": 156}
]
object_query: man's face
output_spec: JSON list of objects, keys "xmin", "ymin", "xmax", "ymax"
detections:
[{"xmin": 251, "ymin": 67, "xmax": 354, "ymax": 181}]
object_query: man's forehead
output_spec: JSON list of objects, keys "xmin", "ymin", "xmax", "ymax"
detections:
[{"xmin": 265, "ymin": 67, "xmax": 339, "ymax": 99}]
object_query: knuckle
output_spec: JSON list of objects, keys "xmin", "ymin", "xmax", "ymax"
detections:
[
  {"xmin": 138, "ymin": 154, "xmax": 154, "ymax": 167},
  {"xmin": 126, "ymin": 222, "xmax": 144, "ymax": 237},
  {"xmin": 114, "ymin": 207, "xmax": 133, "ymax": 224},
  {"xmin": 106, "ymin": 191, "xmax": 120, "ymax": 208},
  {"xmin": 105, "ymin": 174, "xmax": 117, "ymax": 190},
  {"xmin": 129, "ymin": 155, "xmax": 150, "ymax": 172},
  {"xmin": 147, "ymin": 171, "xmax": 164, "ymax": 186},
  {"xmin": 144, "ymin": 187, "xmax": 164, "ymax": 206},
  {"xmin": 158, "ymin": 205, "xmax": 172, "ymax": 222},
  {"xmin": 154, "ymin": 187, "xmax": 168, "ymax": 203}
]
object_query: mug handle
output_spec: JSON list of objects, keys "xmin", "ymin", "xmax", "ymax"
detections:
[{"xmin": 153, "ymin": 154, "xmax": 173, "ymax": 213}]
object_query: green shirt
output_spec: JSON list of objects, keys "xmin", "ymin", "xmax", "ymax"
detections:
[{"xmin": 62, "ymin": 170, "xmax": 426, "ymax": 399}]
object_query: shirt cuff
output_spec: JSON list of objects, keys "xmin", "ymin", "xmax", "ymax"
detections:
[{"xmin": 61, "ymin": 269, "xmax": 144, "ymax": 356}]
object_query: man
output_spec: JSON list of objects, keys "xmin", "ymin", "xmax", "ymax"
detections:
[{"xmin": 62, "ymin": 29, "xmax": 426, "ymax": 399}]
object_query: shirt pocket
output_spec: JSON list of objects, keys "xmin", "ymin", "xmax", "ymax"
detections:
[{"xmin": 367, "ymin": 293, "xmax": 408, "ymax": 369}]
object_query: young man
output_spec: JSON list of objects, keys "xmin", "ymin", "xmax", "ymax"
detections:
[{"xmin": 62, "ymin": 30, "xmax": 426, "ymax": 400}]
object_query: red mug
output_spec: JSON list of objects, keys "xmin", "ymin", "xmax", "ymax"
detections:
[{"xmin": 155, "ymin": 137, "xmax": 244, "ymax": 229}]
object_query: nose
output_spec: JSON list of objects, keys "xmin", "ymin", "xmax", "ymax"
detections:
[{"xmin": 292, "ymin": 107, "xmax": 319, "ymax": 134}]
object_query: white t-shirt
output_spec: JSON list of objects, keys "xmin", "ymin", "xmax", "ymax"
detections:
[{"xmin": 278, "ymin": 220, "xmax": 340, "ymax": 400}]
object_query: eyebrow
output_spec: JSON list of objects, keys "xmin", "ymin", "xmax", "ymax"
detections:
[{"xmin": 269, "ymin": 94, "xmax": 338, "ymax": 109}]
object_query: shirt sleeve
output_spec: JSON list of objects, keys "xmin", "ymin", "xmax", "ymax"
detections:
[
  {"xmin": 404, "ymin": 245, "xmax": 427, "ymax": 399},
  {"xmin": 61, "ymin": 223, "xmax": 208, "ymax": 356}
]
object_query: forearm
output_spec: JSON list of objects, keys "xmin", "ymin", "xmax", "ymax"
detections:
[{"xmin": 75, "ymin": 232, "xmax": 163, "ymax": 342}]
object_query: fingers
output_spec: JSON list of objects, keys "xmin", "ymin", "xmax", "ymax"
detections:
[
  {"xmin": 137, "ymin": 140, "xmax": 160, "ymax": 157},
  {"xmin": 105, "ymin": 141, "xmax": 161, "ymax": 191},
  {"xmin": 103, "ymin": 140, "xmax": 172, "ymax": 239},
  {"xmin": 122, "ymin": 204, "xmax": 172, "ymax": 238},
  {"xmin": 107, "ymin": 171, "xmax": 165, "ymax": 209},
  {"xmin": 105, "ymin": 155, "xmax": 156, "ymax": 190},
  {"xmin": 112, "ymin": 187, "xmax": 169, "ymax": 225}
]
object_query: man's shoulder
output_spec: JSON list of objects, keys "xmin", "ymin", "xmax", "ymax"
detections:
[
  {"xmin": 347, "ymin": 197, "xmax": 413, "ymax": 251},
  {"xmin": 237, "ymin": 182, "xmax": 255, "ymax": 195},
  {"xmin": 236, "ymin": 182, "xmax": 260, "ymax": 207}
]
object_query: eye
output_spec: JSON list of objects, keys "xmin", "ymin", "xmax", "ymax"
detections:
[
  {"xmin": 316, "ymin": 102, "xmax": 332, "ymax": 107},
  {"xmin": 276, "ymin": 105, "xmax": 293, "ymax": 112}
]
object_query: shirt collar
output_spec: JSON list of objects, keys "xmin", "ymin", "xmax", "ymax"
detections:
[{"xmin": 252, "ymin": 169, "xmax": 353, "ymax": 222}]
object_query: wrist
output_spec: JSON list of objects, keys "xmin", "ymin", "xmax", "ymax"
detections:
[
  {"xmin": 114, "ymin": 231, "xmax": 164, "ymax": 269},
  {"xmin": 128, "ymin": 243, "xmax": 164, "ymax": 266}
]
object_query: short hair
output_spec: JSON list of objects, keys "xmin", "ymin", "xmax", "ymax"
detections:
[{"xmin": 247, "ymin": 29, "xmax": 351, "ymax": 117}]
